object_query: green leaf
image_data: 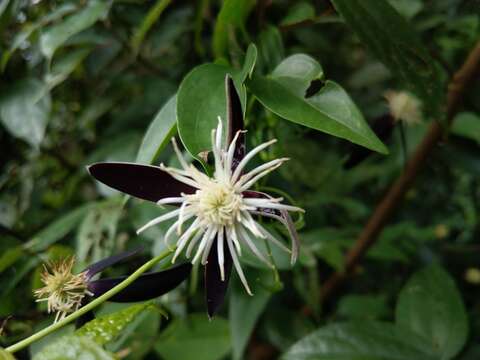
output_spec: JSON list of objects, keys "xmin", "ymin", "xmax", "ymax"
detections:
[
  {"xmin": 25, "ymin": 203, "xmax": 95, "ymax": 253},
  {"xmin": 330, "ymin": 0, "xmax": 443, "ymax": 118},
  {"xmin": 0, "ymin": 245, "xmax": 24, "ymax": 274},
  {"xmin": 131, "ymin": 0, "xmax": 172, "ymax": 56},
  {"xmin": 247, "ymin": 55, "xmax": 388, "ymax": 153},
  {"xmin": 213, "ymin": 0, "xmax": 255, "ymax": 58},
  {"xmin": 239, "ymin": 43, "xmax": 258, "ymax": 81},
  {"xmin": 229, "ymin": 274, "xmax": 272, "ymax": 360},
  {"xmin": 0, "ymin": 78, "xmax": 51, "ymax": 147},
  {"xmin": 154, "ymin": 313, "xmax": 231, "ymax": 360},
  {"xmin": 337, "ymin": 294, "xmax": 389, "ymax": 320},
  {"xmin": 33, "ymin": 336, "xmax": 115, "ymax": 360},
  {"xmin": 40, "ymin": 0, "xmax": 111, "ymax": 59},
  {"xmin": 280, "ymin": 2, "xmax": 316, "ymax": 26},
  {"xmin": 396, "ymin": 265, "xmax": 469, "ymax": 359},
  {"xmin": 0, "ymin": 348, "xmax": 15, "ymax": 360},
  {"xmin": 451, "ymin": 112, "xmax": 480, "ymax": 144},
  {"xmin": 282, "ymin": 321, "xmax": 437, "ymax": 360},
  {"xmin": 136, "ymin": 95, "xmax": 177, "ymax": 164},
  {"xmin": 77, "ymin": 303, "xmax": 156, "ymax": 345},
  {"xmin": 177, "ymin": 63, "xmax": 245, "ymax": 160},
  {"xmin": 1, "ymin": 3, "xmax": 78, "ymax": 70},
  {"xmin": 76, "ymin": 199, "xmax": 123, "ymax": 264},
  {"xmin": 45, "ymin": 48, "xmax": 91, "ymax": 88}
]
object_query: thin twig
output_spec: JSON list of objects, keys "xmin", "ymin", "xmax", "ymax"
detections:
[{"xmin": 321, "ymin": 41, "xmax": 480, "ymax": 302}]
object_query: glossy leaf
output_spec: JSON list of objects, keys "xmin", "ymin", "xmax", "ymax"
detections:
[
  {"xmin": 88, "ymin": 162, "xmax": 194, "ymax": 202},
  {"xmin": 177, "ymin": 64, "xmax": 245, "ymax": 160},
  {"xmin": 247, "ymin": 55, "xmax": 388, "ymax": 153},
  {"xmin": 282, "ymin": 321, "xmax": 437, "ymax": 360},
  {"xmin": 205, "ymin": 238, "xmax": 233, "ymax": 318},
  {"xmin": 88, "ymin": 263, "xmax": 192, "ymax": 302},
  {"xmin": 33, "ymin": 336, "xmax": 114, "ymax": 360},
  {"xmin": 136, "ymin": 95, "xmax": 177, "ymax": 164},
  {"xmin": 330, "ymin": 0, "xmax": 443, "ymax": 117},
  {"xmin": 154, "ymin": 313, "xmax": 231, "ymax": 360},
  {"xmin": 76, "ymin": 302, "xmax": 156, "ymax": 345},
  {"xmin": 229, "ymin": 274, "xmax": 272, "ymax": 360},
  {"xmin": 40, "ymin": 0, "xmax": 111, "ymax": 59},
  {"xmin": 212, "ymin": 0, "xmax": 255, "ymax": 58},
  {"xmin": 396, "ymin": 265, "xmax": 468, "ymax": 359},
  {"xmin": 0, "ymin": 78, "xmax": 51, "ymax": 147}
]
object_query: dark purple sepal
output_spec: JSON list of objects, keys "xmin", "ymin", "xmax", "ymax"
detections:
[
  {"xmin": 205, "ymin": 238, "xmax": 233, "ymax": 319},
  {"xmin": 225, "ymin": 75, "xmax": 246, "ymax": 169},
  {"xmin": 87, "ymin": 162, "xmax": 195, "ymax": 202},
  {"xmin": 84, "ymin": 247, "xmax": 143, "ymax": 279},
  {"xmin": 87, "ymin": 263, "xmax": 192, "ymax": 302}
]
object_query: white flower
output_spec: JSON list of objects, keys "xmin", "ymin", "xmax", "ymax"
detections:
[
  {"xmin": 137, "ymin": 119, "xmax": 304, "ymax": 295},
  {"xmin": 384, "ymin": 90, "xmax": 422, "ymax": 125}
]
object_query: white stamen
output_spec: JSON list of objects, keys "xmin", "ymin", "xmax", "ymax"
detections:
[{"xmin": 137, "ymin": 120, "xmax": 304, "ymax": 297}]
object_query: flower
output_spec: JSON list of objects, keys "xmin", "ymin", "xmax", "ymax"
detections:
[
  {"xmin": 34, "ymin": 249, "xmax": 192, "ymax": 323},
  {"xmin": 88, "ymin": 75, "xmax": 303, "ymax": 316},
  {"xmin": 136, "ymin": 119, "xmax": 304, "ymax": 295},
  {"xmin": 384, "ymin": 90, "xmax": 422, "ymax": 125},
  {"xmin": 35, "ymin": 257, "xmax": 92, "ymax": 323}
]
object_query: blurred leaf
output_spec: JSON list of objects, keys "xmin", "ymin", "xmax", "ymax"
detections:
[
  {"xmin": 136, "ymin": 95, "xmax": 177, "ymax": 164},
  {"xmin": 33, "ymin": 335, "xmax": 115, "ymax": 360},
  {"xmin": 229, "ymin": 274, "xmax": 272, "ymax": 360},
  {"xmin": 45, "ymin": 48, "xmax": 91, "ymax": 88},
  {"xmin": 26, "ymin": 203, "xmax": 95, "ymax": 253},
  {"xmin": 330, "ymin": 0, "xmax": 443, "ymax": 118},
  {"xmin": 396, "ymin": 265, "xmax": 468, "ymax": 359},
  {"xmin": 239, "ymin": 43, "xmax": 257, "ymax": 81},
  {"xmin": 280, "ymin": 2, "xmax": 315, "ymax": 26},
  {"xmin": 337, "ymin": 294, "xmax": 389, "ymax": 320},
  {"xmin": 40, "ymin": 0, "xmax": 111, "ymax": 59},
  {"xmin": 0, "ymin": 245, "xmax": 24, "ymax": 274},
  {"xmin": 451, "ymin": 112, "xmax": 480, "ymax": 144},
  {"xmin": 77, "ymin": 302, "xmax": 155, "ymax": 345},
  {"xmin": 76, "ymin": 198, "xmax": 123, "ymax": 264},
  {"xmin": 213, "ymin": 0, "xmax": 255, "ymax": 58},
  {"xmin": 387, "ymin": 0, "xmax": 423, "ymax": 19},
  {"xmin": 177, "ymin": 63, "xmax": 245, "ymax": 160},
  {"xmin": 131, "ymin": 0, "xmax": 172, "ymax": 56},
  {"xmin": 0, "ymin": 78, "xmax": 51, "ymax": 147},
  {"xmin": 282, "ymin": 322, "xmax": 436, "ymax": 360},
  {"xmin": 257, "ymin": 25, "xmax": 285, "ymax": 73},
  {"xmin": 1, "ymin": 3, "xmax": 78, "ymax": 70},
  {"xmin": 154, "ymin": 313, "xmax": 231, "ymax": 360},
  {"xmin": 247, "ymin": 54, "xmax": 388, "ymax": 153}
]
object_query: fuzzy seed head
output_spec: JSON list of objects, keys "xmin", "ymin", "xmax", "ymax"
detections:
[{"xmin": 34, "ymin": 257, "xmax": 92, "ymax": 323}]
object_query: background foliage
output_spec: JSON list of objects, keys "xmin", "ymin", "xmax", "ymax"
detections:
[{"xmin": 1, "ymin": 0, "xmax": 480, "ymax": 359}]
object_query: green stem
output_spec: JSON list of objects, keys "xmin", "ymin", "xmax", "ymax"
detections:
[{"xmin": 6, "ymin": 248, "xmax": 173, "ymax": 354}]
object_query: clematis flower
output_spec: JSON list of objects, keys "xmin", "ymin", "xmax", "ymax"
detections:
[
  {"xmin": 34, "ymin": 248, "xmax": 192, "ymax": 322},
  {"xmin": 88, "ymin": 76, "xmax": 303, "ymax": 317}
]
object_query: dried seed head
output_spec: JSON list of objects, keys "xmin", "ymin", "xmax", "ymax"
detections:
[
  {"xmin": 34, "ymin": 257, "xmax": 92, "ymax": 323},
  {"xmin": 384, "ymin": 90, "xmax": 422, "ymax": 125}
]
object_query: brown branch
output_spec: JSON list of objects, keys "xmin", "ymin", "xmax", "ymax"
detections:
[{"xmin": 321, "ymin": 41, "xmax": 480, "ymax": 302}]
